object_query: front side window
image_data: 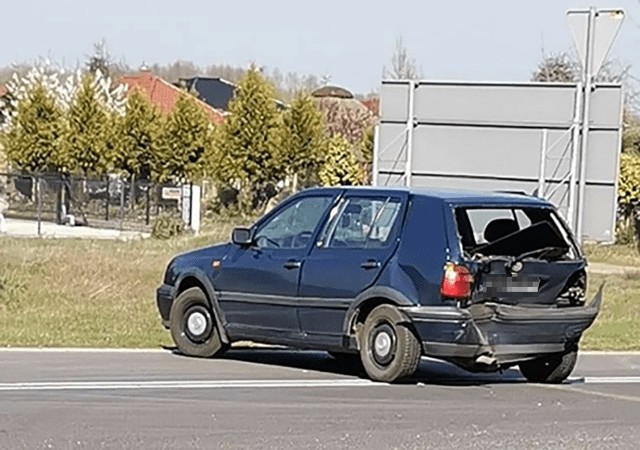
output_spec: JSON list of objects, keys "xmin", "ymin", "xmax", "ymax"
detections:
[
  {"xmin": 317, "ymin": 196, "xmax": 402, "ymax": 249},
  {"xmin": 254, "ymin": 195, "xmax": 333, "ymax": 249}
]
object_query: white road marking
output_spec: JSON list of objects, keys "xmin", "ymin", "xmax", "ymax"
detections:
[
  {"xmin": 0, "ymin": 379, "xmax": 384, "ymax": 391},
  {"xmin": 572, "ymin": 376, "xmax": 640, "ymax": 384},
  {"xmin": 0, "ymin": 347, "xmax": 168, "ymax": 353},
  {"xmin": 0, "ymin": 348, "xmax": 639, "ymax": 355},
  {"xmin": 0, "ymin": 376, "xmax": 639, "ymax": 392}
]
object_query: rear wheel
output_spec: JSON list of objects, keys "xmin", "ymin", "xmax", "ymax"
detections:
[
  {"xmin": 519, "ymin": 348, "xmax": 578, "ymax": 384},
  {"xmin": 169, "ymin": 287, "xmax": 228, "ymax": 358},
  {"xmin": 358, "ymin": 304, "xmax": 421, "ymax": 383}
]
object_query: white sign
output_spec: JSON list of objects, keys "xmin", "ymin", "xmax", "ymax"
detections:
[
  {"xmin": 566, "ymin": 8, "xmax": 625, "ymax": 77},
  {"xmin": 161, "ymin": 187, "xmax": 181, "ymax": 200}
]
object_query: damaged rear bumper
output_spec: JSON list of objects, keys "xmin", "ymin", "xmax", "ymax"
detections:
[{"xmin": 401, "ymin": 285, "xmax": 603, "ymax": 368}]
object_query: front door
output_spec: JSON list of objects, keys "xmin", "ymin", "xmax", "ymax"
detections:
[
  {"xmin": 298, "ymin": 191, "xmax": 408, "ymax": 339},
  {"xmin": 216, "ymin": 193, "xmax": 336, "ymax": 338}
]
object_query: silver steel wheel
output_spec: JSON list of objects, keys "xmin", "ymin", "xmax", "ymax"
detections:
[
  {"xmin": 187, "ymin": 312, "xmax": 207, "ymax": 336},
  {"xmin": 375, "ymin": 331, "xmax": 393, "ymax": 358},
  {"xmin": 370, "ymin": 323, "xmax": 397, "ymax": 367},
  {"xmin": 183, "ymin": 305, "xmax": 213, "ymax": 343}
]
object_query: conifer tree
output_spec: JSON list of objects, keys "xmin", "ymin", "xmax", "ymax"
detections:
[
  {"xmin": 319, "ymin": 135, "xmax": 364, "ymax": 186},
  {"xmin": 215, "ymin": 67, "xmax": 281, "ymax": 209},
  {"xmin": 60, "ymin": 74, "xmax": 110, "ymax": 176},
  {"xmin": 276, "ymin": 92, "xmax": 326, "ymax": 190},
  {"xmin": 158, "ymin": 93, "xmax": 214, "ymax": 183},
  {"xmin": 359, "ymin": 125, "xmax": 375, "ymax": 183},
  {"xmin": 4, "ymin": 83, "xmax": 64, "ymax": 173},
  {"xmin": 111, "ymin": 89, "xmax": 163, "ymax": 181}
]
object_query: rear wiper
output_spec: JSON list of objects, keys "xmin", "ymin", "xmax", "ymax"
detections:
[{"xmin": 514, "ymin": 246, "xmax": 569, "ymax": 262}]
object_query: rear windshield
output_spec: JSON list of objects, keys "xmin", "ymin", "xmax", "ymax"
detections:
[{"xmin": 454, "ymin": 206, "xmax": 578, "ymax": 259}]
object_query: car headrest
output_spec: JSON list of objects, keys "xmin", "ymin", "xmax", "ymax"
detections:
[
  {"xmin": 345, "ymin": 203, "xmax": 362, "ymax": 214},
  {"xmin": 484, "ymin": 218, "xmax": 519, "ymax": 243}
]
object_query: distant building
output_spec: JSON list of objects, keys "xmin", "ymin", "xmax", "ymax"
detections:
[
  {"xmin": 311, "ymin": 84, "xmax": 377, "ymax": 145},
  {"xmin": 117, "ymin": 68, "xmax": 225, "ymax": 124},
  {"xmin": 361, "ymin": 97, "xmax": 380, "ymax": 117},
  {"xmin": 177, "ymin": 76, "xmax": 287, "ymax": 112}
]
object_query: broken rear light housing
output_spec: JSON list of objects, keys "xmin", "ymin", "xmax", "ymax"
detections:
[{"xmin": 440, "ymin": 262, "xmax": 474, "ymax": 299}]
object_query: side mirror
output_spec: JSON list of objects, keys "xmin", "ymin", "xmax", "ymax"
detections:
[{"xmin": 232, "ymin": 227, "xmax": 253, "ymax": 246}]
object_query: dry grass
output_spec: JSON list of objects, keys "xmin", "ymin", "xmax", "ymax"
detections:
[
  {"xmin": 0, "ymin": 220, "xmax": 238, "ymax": 348},
  {"xmin": 582, "ymin": 272, "xmax": 640, "ymax": 351},
  {"xmin": 0, "ymin": 223, "xmax": 639, "ymax": 350},
  {"xmin": 584, "ymin": 243, "xmax": 640, "ymax": 267}
]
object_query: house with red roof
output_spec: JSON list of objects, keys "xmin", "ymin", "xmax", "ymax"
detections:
[
  {"xmin": 361, "ymin": 97, "xmax": 380, "ymax": 117},
  {"xmin": 116, "ymin": 67, "xmax": 225, "ymax": 124}
]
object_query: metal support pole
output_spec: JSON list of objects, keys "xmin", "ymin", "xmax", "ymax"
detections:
[
  {"xmin": 567, "ymin": 82, "xmax": 583, "ymax": 230},
  {"xmin": 145, "ymin": 185, "xmax": 151, "ymax": 226},
  {"xmin": 372, "ymin": 124, "xmax": 380, "ymax": 186},
  {"xmin": 36, "ymin": 176, "xmax": 42, "ymax": 237},
  {"xmin": 405, "ymin": 81, "xmax": 416, "ymax": 187},
  {"xmin": 576, "ymin": 6, "xmax": 596, "ymax": 244},
  {"xmin": 119, "ymin": 179, "xmax": 125, "ymax": 231},
  {"xmin": 538, "ymin": 129, "xmax": 548, "ymax": 198},
  {"xmin": 105, "ymin": 176, "xmax": 110, "ymax": 222}
]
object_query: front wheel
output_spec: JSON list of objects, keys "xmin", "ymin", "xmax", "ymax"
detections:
[
  {"xmin": 169, "ymin": 287, "xmax": 228, "ymax": 358},
  {"xmin": 519, "ymin": 348, "xmax": 578, "ymax": 384},
  {"xmin": 358, "ymin": 305, "xmax": 421, "ymax": 383}
]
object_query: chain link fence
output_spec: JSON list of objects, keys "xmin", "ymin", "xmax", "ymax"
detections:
[{"xmin": 0, "ymin": 171, "xmax": 189, "ymax": 234}]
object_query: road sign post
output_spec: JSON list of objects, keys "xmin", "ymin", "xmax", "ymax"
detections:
[{"xmin": 566, "ymin": 7, "xmax": 625, "ymax": 243}]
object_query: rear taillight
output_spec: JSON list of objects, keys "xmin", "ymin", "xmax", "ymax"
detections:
[{"xmin": 440, "ymin": 263, "xmax": 473, "ymax": 299}]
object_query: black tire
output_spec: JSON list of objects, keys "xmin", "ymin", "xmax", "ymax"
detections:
[
  {"xmin": 169, "ymin": 287, "xmax": 228, "ymax": 358},
  {"xmin": 519, "ymin": 348, "xmax": 578, "ymax": 384},
  {"xmin": 358, "ymin": 304, "xmax": 421, "ymax": 383}
]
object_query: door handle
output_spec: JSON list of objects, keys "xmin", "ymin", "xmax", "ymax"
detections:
[
  {"xmin": 283, "ymin": 260, "xmax": 302, "ymax": 270},
  {"xmin": 361, "ymin": 259, "xmax": 381, "ymax": 270}
]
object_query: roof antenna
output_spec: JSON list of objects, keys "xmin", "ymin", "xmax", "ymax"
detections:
[{"xmin": 320, "ymin": 73, "xmax": 332, "ymax": 85}]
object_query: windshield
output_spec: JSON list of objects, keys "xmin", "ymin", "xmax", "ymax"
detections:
[{"xmin": 454, "ymin": 206, "xmax": 578, "ymax": 260}]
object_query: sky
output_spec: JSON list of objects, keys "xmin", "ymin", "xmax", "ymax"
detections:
[{"xmin": 4, "ymin": 0, "xmax": 640, "ymax": 93}]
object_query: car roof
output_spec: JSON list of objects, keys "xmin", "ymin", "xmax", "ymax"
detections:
[{"xmin": 302, "ymin": 186, "xmax": 552, "ymax": 207}]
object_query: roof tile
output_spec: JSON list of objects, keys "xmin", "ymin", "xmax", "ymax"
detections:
[{"xmin": 117, "ymin": 71, "xmax": 225, "ymax": 124}]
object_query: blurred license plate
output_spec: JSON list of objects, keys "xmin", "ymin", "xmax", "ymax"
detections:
[{"xmin": 483, "ymin": 276, "xmax": 539, "ymax": 294}]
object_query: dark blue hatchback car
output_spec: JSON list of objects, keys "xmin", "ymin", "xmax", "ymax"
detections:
[{"xmin": 156, "ymin": 186, "xmax": 602, "ymax": 383}]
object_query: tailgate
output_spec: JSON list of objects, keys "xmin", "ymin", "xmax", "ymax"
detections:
[
  {"xmin": 452, "ymin": 204, "xmax": 588, "ymax": 308},
  {"xmin": 470, "ymin": 258, "xmax": 587, "ymax": 306}
]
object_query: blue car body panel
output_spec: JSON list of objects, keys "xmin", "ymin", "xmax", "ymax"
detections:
[{"xmin": 156, "ymin": 186, "xmax": 602, "ymax": 369}]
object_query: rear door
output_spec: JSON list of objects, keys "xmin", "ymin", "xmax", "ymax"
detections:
[
  {"xmin": 297, "ymin": 191, "xmax": 408, "ymax": 338},
  {"xmin": 454, "ymin": 205, "xmax": 587, "ymax": 306}
]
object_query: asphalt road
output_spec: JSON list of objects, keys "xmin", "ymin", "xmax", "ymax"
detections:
[{"xmin": 1, "ymin": 349, "xmax": 639, "ymax": 450}]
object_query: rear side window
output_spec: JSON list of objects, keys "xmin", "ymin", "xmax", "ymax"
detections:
[
  {"xmin": 454, "ymin": 206, "xmax": 576, "ymax": 259},
  {"xmin": 317, "ymin": 196, "xmax": 403, "ymax": 249}
]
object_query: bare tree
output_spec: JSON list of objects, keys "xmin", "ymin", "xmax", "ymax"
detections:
[
  {"xmin": 383, "ymin": 35, "xmax": 422, "ymax": 80},
  {"xmin": 85, "ymin": 39, "xmax": 131, "ymax": 79},
  {"xmin": 86, "ymin": 39, "xmax": 113, "ymax": 77},
  {"xmin": 531, "ymin": 51, "xmax": 579, "ymax": 82},
  {"xmin": 532, "ymin": 50, "xmax": 639, "ymax": 112}
]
